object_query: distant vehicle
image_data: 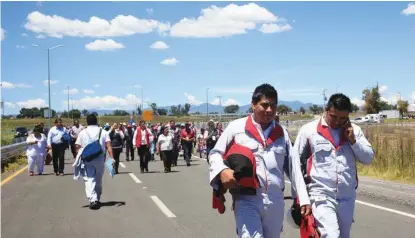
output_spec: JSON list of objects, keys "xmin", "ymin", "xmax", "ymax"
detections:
[
  {"xmin": 14, "ymin": 127, "xmax": 28, "ymax": 138},
  {"xmin": 351, "ymin": 117, "xmax": 370, "ymax": 124},
  {"xmin": 367, "ymin": 114, "xmax": 384, "ymax": 123}
]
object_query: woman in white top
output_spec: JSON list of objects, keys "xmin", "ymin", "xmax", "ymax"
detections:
[
  {"xmin": 26, "ymin": 126, "xmax": 48, "ymax": 176},
  {"xmin": 156, "ymin": 127, "xmax": 173, "ymax": 173}
]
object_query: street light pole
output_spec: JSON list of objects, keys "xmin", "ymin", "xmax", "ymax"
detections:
[
  {"xmin": 206, "ymin": 88, "xmax": 209, "ymax": 120},
  {"xmin": 47, "ymin": 48, "xmax": 51, "ymax": 128},
  {"xmin": 66, "ymin": 85, "xmax": 70, "ymax": 119}
]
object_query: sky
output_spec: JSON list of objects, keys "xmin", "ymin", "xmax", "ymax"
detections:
[{"xmin": 1, "ymin": 1, "xmax": 415, "ymax": 115}]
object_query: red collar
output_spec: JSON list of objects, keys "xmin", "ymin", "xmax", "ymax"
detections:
[
  {"xmin": 245, "ymin": 116, "xmax": 284, "ymax": 148},
  {"xmin": 317, "ymin": 117, "xmax": 347, "ymax": 150}
]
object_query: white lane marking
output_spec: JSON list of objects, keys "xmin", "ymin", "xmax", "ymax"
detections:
[
  {"xmin": 120, "ymin": 162, "xmax": 126, "ymax": 168},
  {"xmin": 129, "ymin": 173, "xmax": 142, "ymax": 184},
  {"xmin": 143, "ymin": 187, "xmax": 147, "ymax": 189},
  {"xmin": 284, "ymin": 180, "xmax": 415, "ymax": 219},
  {"xmin": 150, "ymin": 195, "xmax": 176, "ymax": 218}
]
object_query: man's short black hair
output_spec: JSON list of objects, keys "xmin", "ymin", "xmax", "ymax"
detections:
[
  {"xmin": 252, "ymin": 83, "xmax": 278, "ymax": 105},
  {"xmin": 326, "ymin": 93, "xmax": 352, "ymax": 112},
  {"xmin": 86, "ymin": 114, "xmax": 98, "ymax": 125},
  {"xmin": 54, "ymin": 118, "xmax": 62, "ymax": 124}
]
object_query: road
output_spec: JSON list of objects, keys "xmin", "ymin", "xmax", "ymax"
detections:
[{"xmin": 2, "ymin": 152, "xmax": 415, "ymax": 238}]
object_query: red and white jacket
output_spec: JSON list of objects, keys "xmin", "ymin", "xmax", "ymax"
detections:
[
  {"xmin": 209, "ymin": 115, "xmax": 310, "ymax": 206},
  {"xmin": 133, "ymin": 127, "xmax": 154, "ymax": 148},
  {"xmin": 292, "ymin": 116, "xmax": 374, "ymax": 200}
]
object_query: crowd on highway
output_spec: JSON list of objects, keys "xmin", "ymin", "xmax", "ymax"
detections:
[{"xmin": 23, "ymin": 83, "xmax": 375, "ymax": 238}]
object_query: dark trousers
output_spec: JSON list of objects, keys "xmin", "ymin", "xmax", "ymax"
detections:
[
  {"xmin": 70, "ymin": 138, "xmax": 77, "ymax": 158},
  {"xmin": 52, "ymin": 143, "xmax": 65, "ymax": 173},
  {"xmin": 113, "ymin": 148, "xmax": 122, "ymax": 173},
  {"xmin": 182, "ymin": 142, "xmax": 193, "ymax": 164},
  {"xmin": 206, "ymin": 144, "xmax": 215, "ymax": 163},
  {"xmin": 138, "ymin": 145, "xmax": 150, "ymax": 172},
  {"xmin": 160, "ymin": 150, "xmax": 172, "ymax": 171},
  {"xmin": 125, "ymin": 141, "xmax": 134, "ymax": 161},
  {"xmin": 171, "ymin": 144, "xmax": 179, "ymax": 166}
]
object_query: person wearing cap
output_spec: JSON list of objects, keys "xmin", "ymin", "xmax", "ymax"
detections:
[
  {"xmin": 69, "ymin": 119, "xmax": 84, "ymax": 158},
  {"xmin": 291, "ymin": 93, "xmax": 374, "ymax": 238},
  {"xmin": 209, "ymin": 83, "xmax": 311, "ymax": 238}
]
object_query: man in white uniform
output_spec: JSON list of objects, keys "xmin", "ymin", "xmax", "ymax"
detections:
[
  {"xmin": 209, "ymin": 83, "xmax": 311, "ymax": 238},
  {"xmin": 291, "ymin": 93, "xmax": 374, "ymax": 238},
  {"xmin": 75, "ymin": 114, "xmax": 114, "ymax": 210}
]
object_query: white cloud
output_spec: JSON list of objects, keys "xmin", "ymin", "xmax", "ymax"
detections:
[
  {"xmin": 134, "ymin": 85, "xmax": 142, "ymax": 88},
  {"xmin": 379, "ymin": 85, "xmax": 388, "ymax": 94},
  {"xmin": 150, "ymin": 41, "xmax": 169, "ymax": 49},
  {"xmin": 85, "ymin": 39, "xmax": 125, "ymax": 51},
  {"xmin": 65, "ymin": 94, "xmax": 141, "ymax": 110},
  {"xmin": 402, "ymin": 3, "xmax": 415, "ymax": 15},
  {"xmin": 16, "ymin": 98, "xmax": 47, "ymax": 108},
  {"xmin": 146, "ymin": 8, "xmax": 154, "ymax": 15},
  {"xmin": 16, "ymin": 45, "xmax": 27, "ymax": 49},
  {"xmin": 351, "ymin": 97, "xmax": 365, "ymax": 107},
  {"xmin": 223, "ymin": 98, "xmax": 240, "ymax": 106},
  {"xmin": 43, "ymin": 80, "xmax": 58, "ymax": 86},
  {"xmin": 24, "ymin": 11, "xmax": 170, "ymax": 38},
  {"xmin": 211, "ymin": 98, "xmax": 220, "ymax": 105},
  {"xmin": 1, "ymin": 81, "xmax": 32, "ymax": 88},
  {"xmin": 22, "ymin": 33, "xmax": 29, "ymax": 37},
  {"xmin": 63, "ymin": 88, "xmax": 79, "ymax": 95},
  {"xmin": 5, "ymin": 102, "xmax": 16, "ymax": 108},
  {"xmin": 93, "ymin": 84, "xmax": 100, "ymax": 88},
  {"xmin": 161, "ymin": 57, "xmax": 179, "ymax": 65},
  {"xmin": 1, "ymin": 28, "xmax": 5, "ymax": 41},
  {"xmin": 184, "ymin": 93, "xmax": 202, "ymax": 105},
  {"xmin": 259, "ymin": 23, "xmax": 292, "ymax": 34},
  {"xmin": 83, "ymin": 89, "xmax": 94, "ymax": 94},
  {"xmin": 170, "ymin": 3, "xmax": 288, "ymax": 38},
  {"xmin": 36, "ymin": 34, "xmax": 46, "ymax": 39}
]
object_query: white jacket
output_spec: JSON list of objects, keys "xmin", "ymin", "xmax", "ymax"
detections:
[
  {"xmin": 292, "ymin": 117, "xmax": 375, "ymax": 200},
  {"xmin": 209, "ymin": 115, "xmax": 310, "ymax": 206}
]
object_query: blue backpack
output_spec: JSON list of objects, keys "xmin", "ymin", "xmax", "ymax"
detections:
[{"xmin": 81, "ymin": 128, "xmax": 104, "ymax": 162}]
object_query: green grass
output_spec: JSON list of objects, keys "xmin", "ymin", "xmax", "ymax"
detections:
[{"xmin": 2, "ymin": 155, "xmax": 27, "ymax": 173}]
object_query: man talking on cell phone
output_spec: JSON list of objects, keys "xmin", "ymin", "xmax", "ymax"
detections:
[{"xmin": 291, "ymin": 93, "xmax": 375, "ymax": 238}]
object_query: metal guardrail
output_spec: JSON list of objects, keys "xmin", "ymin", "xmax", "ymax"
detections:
[{"xmin": 1, "ymin": 142, "xmax": 29, "ymax": 162}]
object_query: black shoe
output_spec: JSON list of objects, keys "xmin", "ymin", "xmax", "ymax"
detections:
[
  {"xmin": 55, "ymin": 172, "xmax": 59, "ymax": 176},
  {"xmin": 140, "ymin": 169, "xmax": 144, "ymax": 174},
  {"xmin": 126, "ymin": 158, "xmax": 130, "ymax": 161},
  {"xmin": 145, "ymin": 168, "xmax": 149, "ymax": 172},
  {"xmin": 89, "ymin": 201, "xmax": 100, "ymax": 210},
  {"xmin": 186, "ymin": 163, "xmax": 191, "ymax": 167}
]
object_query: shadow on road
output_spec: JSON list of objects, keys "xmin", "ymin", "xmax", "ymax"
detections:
[
  {"xmin": 175, "ymin": 163, "xmax": 200, "ymax": 167},
  {"xmin": 116, "ymin": 172, "xmax": 132, "ymax": 174},
  {"xmin": 81, "ymin": 201, "xmax": 126, "ymax": 209}
]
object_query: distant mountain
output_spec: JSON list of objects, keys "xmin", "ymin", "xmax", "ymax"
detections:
[{"xmin": 80, "ymin": 100, "xmax": 320, "ymax": 116}]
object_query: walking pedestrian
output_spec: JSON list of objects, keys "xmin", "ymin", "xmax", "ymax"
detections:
[
  {"xmin": 109, "ymin": 123, "xmax": 124, "ymax": 174},
  {"xmin": 133, "ymin": 120, "xmax": 154, "ymax": 173},
  {"xmin": 124, "ymin": 124, "xmax": 135, "ymax": 161},
  {"xmin": 74, "ymin": 114, "xmax": 114, "ymax": 210},
  {"xmin": 204, "ymin": 120, "xmax": 218, "ymax": 163},
  {"xmin": 180, "ymin": 122, "xmax": 195, "ymax": 167},
  {"xmin": 168, "ymin": 120, "xmax": 180, "ymax": 167},
  {"xmin": 26, "ymin": 126, "xmax": 47, "ymax": 176},
  {"xmin": 70, "ymin": 119, "xmax": 84, "ymax": 158},
  {"xmin": 156, "ymin": 127, "xmax": 174, "ymax": 173},
  {"xmin": 47, "ymin": 118, "xmax": 70, "ymax": 176}
]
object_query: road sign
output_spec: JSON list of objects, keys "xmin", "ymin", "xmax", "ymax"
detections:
[{"xmin": 142, "ymin": 110, "xmax": 153, "ymax": 121}]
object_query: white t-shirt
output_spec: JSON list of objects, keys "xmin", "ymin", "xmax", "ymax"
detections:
[
  {"xmin": 26, "ymin": 134, "xmax": 47, "ymax": 156},
  {"xmin": 75, "ymin": 125, "xmax": 110, "ymax": 161},
  {"xmin": 157, "ymin": 134, "xmax": 173, "ymax": 151}
]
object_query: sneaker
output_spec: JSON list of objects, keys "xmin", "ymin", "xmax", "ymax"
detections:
[
  {"xmin": 38, "ymin": 173, "xmax": 43, "ymax": 175},
  {"xmin": 29, "ymin": 172, "xmax": 34, "ymax": 176},
  {"xmin": 55, "ymin": 172, "xmax": 59, "ymax": 176},
  {"xmin": 59, "ymin": 173, "xmax": 64, "ymax": 176},
  {"xmin": 89, "ymin": 201, "xmax": 99, "ymax": 210}
]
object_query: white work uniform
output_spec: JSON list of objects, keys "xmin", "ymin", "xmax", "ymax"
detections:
[
  {"xmin": 209, "ymin": 115, "xmax": 310, "ymax": 238},
  {"xmin": 292, "ymin": 117, "xmax": 374, "ymax": 238},
  {"xmin": 75, "ymin": 125, "xmax": 110, "ymax": 203},
  {"xmin": 26, "ymin": 133, "xmax": 47, "ymax": 174}
]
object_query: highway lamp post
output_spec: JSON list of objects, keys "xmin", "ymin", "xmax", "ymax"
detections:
[
  {"xmin": 66, "ymin": 85, "xmax": 70, "ymax": 119},
  {"xmin": 33, "ymin": 44, "xmax": 64, "ymax": 128},
  {"xmin": 206, "ymin": 88, "xmax": 209, "ymax": 120}
]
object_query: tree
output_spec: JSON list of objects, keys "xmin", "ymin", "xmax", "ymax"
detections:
[
  {"xmin": 69, "ymin": 109, "xmax": 81, "ymax": 119},
  {"xmin": 81, "ymin": 109, "xmax": 89, "ymax": 117},
  {"xmin": 170, "ymin": 105, "xmax": 179, "ymax": 116},
  {"xmin": 378, "ymin": 101, "xmax": 394, "ymax": 111},
  {"xmin": 397, "ymin": 100, "xmax": 409, "ymax": 118},
  {"xmin": 183, "ymin": 103, "xmax": 191, "ymax": 116},
  {"xmin": 362, "ymin": 84, "xmax": 381, "ymax": 114},
  {"xmin": 224, "ymin": 105, "xmax": 239, "ymax": 113},
  {"xmin": 309, "ymin": 105, "xmax": 323, "ymax": 115},
  {"xmin": 157, "ymin": 108, "xmax": 168, "ymax": 115},
  {"xmin": 299, "ymin": 107, "xmax": 306, "ymax": 115},
  {"xmin": 277, "ymin": 104, "xmax": 291, "ymax": 115},
  {"xmin": 112, "ymin": 110, "xmax": 129, "ymax": 116},
  {"xmin": 137, "ymin": 107, "xmax": 142, "ymax": 115},
  {"xmin": 351, "ymin": 103, "xmax": 360, "ymax": 113},
  {"xmin": 150, "ymin": 103, "xmax": 158, "ymax": 115}
]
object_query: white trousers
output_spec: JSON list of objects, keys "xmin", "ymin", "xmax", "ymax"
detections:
[
  {"xmin": 27, "ymin": 154, "xmax": 45, "ymax": 174},
  {"xmin": 234, "ymin": 195, "xmax": 285, "ymax": 238},
  {"xmin": 311, "ymin": 195, "xmax": 355, "ymax": 238},
  {"xmin": 84, "ymin": 160, "xmax": 105, "ymax": 203}
]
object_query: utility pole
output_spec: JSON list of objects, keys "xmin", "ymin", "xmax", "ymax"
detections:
[
  {"xmin": 218, "ymin": 96, "xmax": 222, "ymax": 121},
  {"xmin": 141, "ymin": 87, "xmax": 144, "ymax": 112},
  {"xmin": 66, "ymin": 85, "xmax": 70, "ymax": 119},
  {"xmin": 206, "ymin": 88, "xmax": 209, "ymax": 120}
]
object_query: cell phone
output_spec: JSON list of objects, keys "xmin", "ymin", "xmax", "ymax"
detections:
[{"xmin": 343, "ymin": 117, "xmax": 351, "ymax": 127}]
